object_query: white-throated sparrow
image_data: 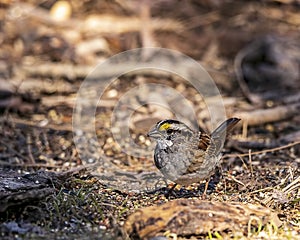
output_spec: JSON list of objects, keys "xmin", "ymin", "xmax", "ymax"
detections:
[{"xmin": 147, "ymin": 118, "xmax": 240, "ymax": 193}]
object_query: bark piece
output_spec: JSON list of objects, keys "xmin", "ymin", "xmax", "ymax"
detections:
[
  {"xmin": 125, "ymin": 199, "xmax": 280, "ymax": 239},
  {"xmin": 0, "ymin": 165, "xmax": 96, "ymax": 212},
  {"xmin": 0, "ymin": 170, "xmax": 58, "ymax": 212}
]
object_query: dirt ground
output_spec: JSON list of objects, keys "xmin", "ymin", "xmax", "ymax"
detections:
[{"xmin": 0, "ymin": 1, "xmax": 299, "ymax": 239}]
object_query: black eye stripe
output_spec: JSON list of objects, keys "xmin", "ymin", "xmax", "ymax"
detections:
[
  {"xmin": 156, "ymin": 119, "xmax": 194, "ymax": 138},
  {"xmin": 167, "ymin": 129, "xmax": 185, "ymax": 136}
]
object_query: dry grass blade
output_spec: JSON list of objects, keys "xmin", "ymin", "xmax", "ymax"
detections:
[{"xmin": 262, "ymin": 176, "xmax": 300, "ymax": 206}]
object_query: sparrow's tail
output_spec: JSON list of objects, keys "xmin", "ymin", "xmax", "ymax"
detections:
[{"xmin": 210, "ymin": 118, "xmax": 241, "ymax": 155}]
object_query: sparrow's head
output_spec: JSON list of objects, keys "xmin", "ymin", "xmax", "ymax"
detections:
[{"xmin": 147, "ymin": 119, "xmax": 193, "ymax": 143}]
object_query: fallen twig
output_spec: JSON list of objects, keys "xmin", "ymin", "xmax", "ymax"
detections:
[{"xmin": 226, "ymin": 141, "xmax": 300, "ymax": 158}]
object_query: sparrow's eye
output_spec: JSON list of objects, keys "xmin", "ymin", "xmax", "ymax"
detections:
[{"xmin": 166, "ymin": 129, "xmax": 174, "ymax": 134}]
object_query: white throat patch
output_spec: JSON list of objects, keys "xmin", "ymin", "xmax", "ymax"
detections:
[{"xmin": 157, "ymin": 139, "xmax": 173, "ymax": 149}]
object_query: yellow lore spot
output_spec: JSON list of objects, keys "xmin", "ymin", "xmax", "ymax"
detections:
[{"xmin": 159, "ymin": 123, "xmax": 171, "ymax": 131}]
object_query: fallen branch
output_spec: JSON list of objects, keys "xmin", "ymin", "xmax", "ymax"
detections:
[
  {"xmin": 9, "ymin": 3, "xmax": 184, "ymax": 34},
  {"xmin": 235, "ymin": 102, "xmax": 300, "ymax": 126}
]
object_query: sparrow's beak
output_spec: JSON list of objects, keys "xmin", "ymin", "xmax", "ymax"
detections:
[{"xmin": 147, "ymin": 127, "xmax": 161, "ymax": 139}]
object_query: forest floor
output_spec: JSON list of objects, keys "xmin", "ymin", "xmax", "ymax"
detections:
[{"xmin": 0, "ymin": 1, "xmax": 299, "ymax": 239}]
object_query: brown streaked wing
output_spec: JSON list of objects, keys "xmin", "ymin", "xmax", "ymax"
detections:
[{"xmin": 198, "ymin": 132, "xmax": 211, "ymax": 151}]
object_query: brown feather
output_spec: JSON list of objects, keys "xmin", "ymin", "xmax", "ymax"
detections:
[{"xmin": 198, "ymin": 132, "xmax": 211, "ymax": 151}]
